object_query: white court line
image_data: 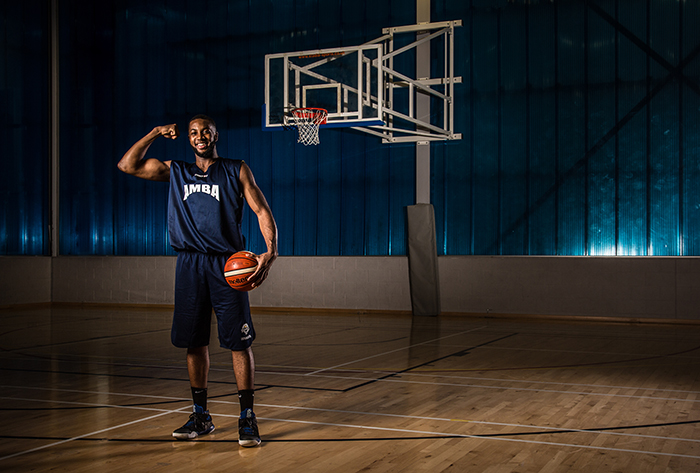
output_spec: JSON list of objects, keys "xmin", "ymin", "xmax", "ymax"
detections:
[
  {"xmin": 251, "ymin": 403, "xmax": 700, "ymax": 444},
  {"xmin": 259, "ymin": 370, "xmax": 700, "ymax": 403},
  {"xmin": 0, "ymin": 385, "xmax": 189, "ymax": 402},
  {"xmin": 6, "ymin": 385, "xmax": 700, "ymax": 443},
  {"xmin": 306, "ymin": 326, "xmax": 487, "ymax": 376},
  {"xmin": 477, "ymin": 344, "xmax": 700, "ymax": 359},
  {"xmin": 141, "ymin": 407, "xmax": 700, "ymax": 459},
  {"xmin": 6, "ymin": 386, "xmax": 698, "ymax": 443},
  {"xmin": 261, "ymin": 366, "xmax": 700, "ymax": 396},
  {"xmin": 254, "ymin": 416, "xmax": 700, "ymax": 460},
  {"xmin": 0, "ymin": 397, "xmax": 190, "ymax": 462},
  {"xmin": 401, "ymin": 372, "xmax": 700, "ymax": 395},
  {"xmin": 3, "ymin": 392, "xmax": 700, "ymax": 461}
]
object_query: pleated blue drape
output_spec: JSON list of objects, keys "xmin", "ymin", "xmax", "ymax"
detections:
[{"xmin": 3, "ymin": 0, "xmax": 700, "ymax": 257}]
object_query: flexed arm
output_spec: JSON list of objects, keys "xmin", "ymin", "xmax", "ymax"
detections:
[
  {"xmin": 239, "ymin": 162, "xmax": 278, "ymax": 288},
  {"xmin": 117, "ymin": 124, "xmax": 179, "ymax": 181}
]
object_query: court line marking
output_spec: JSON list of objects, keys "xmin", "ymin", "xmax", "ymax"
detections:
[
  {"xmin": 305, "ymin": 326, "xmax": 487, "ymax": 376},
  {"xmin": 3, "ymin": 389, "xmax": 699, "ymax": 447},
  {"xmin": 8, "ymin": 353, "xmax": 695, "ymax": 397},
  {"xmin": 3, "ymin": 394, "xmax": 698, "ymax": 460},
  {"xmin": 6, "ymin": 357, "xmax": 700, "ymax": 404},
  {"xmin": 0, "ymin": 397, "xmax": 190, "ymax": 462},
  {"xmin": 256, "ymin": 416, "xmax": 700, "ymax": 459},
  {"xmin": 478, "ymin": 344, "xmax": 700, "ymax": 359},
  {"xmin": 0, "ymin": 386, "xmax": 700, "ymax": 442},
  {"xmin": 7, "ymin": 333, "xmax": 700, "ymax": 367},
  {"xmin": 0, "ymin": 385, "xmax": 189, "ymax": 402},
  {"xmin": 260, "ymin": 370, "xmax": 700, "ymax": 403},
  {"xmin": 398, "ymin": 372, "xmax": 700, "ymax": 395},
  {"xmin": 206, "ymin": 411, "xmax": 700, "ymax": 459},
  {"xmin": 266, "ymin": 368, "xmax": 700, "ymax": 396},
  {"xmin": 6, "ymin": 353, "xmax": 700, "ymax": 397},
  {"xmin": 250, "ymin": 402, "xmax": 700, "ymax": 443},
  {"xmin": 4, "ymin": 357, "xmax": 699, "ymax": 404}
]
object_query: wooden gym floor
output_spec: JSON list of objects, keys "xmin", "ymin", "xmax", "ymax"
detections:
[{"xmin": 1, "ymin": 306, "xmax": 700, "ymax": 472}]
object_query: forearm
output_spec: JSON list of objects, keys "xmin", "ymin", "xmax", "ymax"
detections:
[
  {"xmin": 246, "ymin": 209, "xmax": 277, "ymax": 289},
  {"xmin": 257, "ymin": 211, "xmax": 278, "ymax": 258},
  {"xmin": 118, "ymin": 124, "xmax": 176, "ymax": 181},
  {"xmin": 117, "ymin": 128, "xmax": 161, "ymax": 175}
]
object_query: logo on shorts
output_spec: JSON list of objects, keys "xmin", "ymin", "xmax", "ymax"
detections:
[{"xmin": 241, "ymin": 323, "xmax": 252, "ymax": 341}]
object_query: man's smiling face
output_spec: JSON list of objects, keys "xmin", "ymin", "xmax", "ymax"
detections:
[{"xmin": 188, "ymin": 118, "xmax": 218, "ymax": 159}]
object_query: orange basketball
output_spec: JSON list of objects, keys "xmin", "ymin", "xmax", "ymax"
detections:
[{"xmin": 224, "ymin": 251, "xmax": 258, "ymax": 291}]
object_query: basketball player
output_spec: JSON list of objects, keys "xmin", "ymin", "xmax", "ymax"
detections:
[{"xmin": 118, "ymin": 115, "xmax": 277, "ymax": 447}]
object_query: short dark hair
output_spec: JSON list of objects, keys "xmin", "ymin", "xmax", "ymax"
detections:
[{"xmin": 189, "ymin": 114, "xmax": 216, "ymax": 129}]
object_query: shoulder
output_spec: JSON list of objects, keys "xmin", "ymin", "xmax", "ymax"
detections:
[
  {"xmin": 218, "ymin": 158, "xmax": 245, "ymax": 168},
  {"xmin": 166, "ymin": 160, "xmax": 189, "ymax": 180},
  {"xmin": 216, "ymin": 158, "xmax": 247, "ymax": 178},
  {"xmin": 238, "ymin": 161, "xmax": 255, "ymax": 185}
]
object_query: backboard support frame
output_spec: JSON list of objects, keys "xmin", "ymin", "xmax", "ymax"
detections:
[
  {"xmin": 264, "ymin": 20, "xmax": 462, "ymax": 143},
  {"xmin": 264, "ymin": 44, "xmax": 385, "ymax": 130}
]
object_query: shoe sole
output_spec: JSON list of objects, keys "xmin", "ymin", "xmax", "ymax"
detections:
[
  {"xmin": 239, "ymin": 438, "xmax": 261, "ymax": 447},
  {"xmin": 172, "ymin": 425, "xmax": 215, "ymax": 440}
]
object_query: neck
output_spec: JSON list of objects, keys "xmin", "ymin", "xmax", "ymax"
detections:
[{"xmin": 195, "ymin": 150, "xmax": 219, "ymax": 172}]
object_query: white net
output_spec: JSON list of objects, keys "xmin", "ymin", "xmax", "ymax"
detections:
[{"xmin": 291, "ymin": 108, "xmax": 327, "ymax": 146}]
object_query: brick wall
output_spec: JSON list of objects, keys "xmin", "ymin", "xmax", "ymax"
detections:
[
  {"xmin": 47, "ymin": 256, "xmax": 413, "ymax": 312},
  {"xmin": 0, "ymin": 257, "xmax": 51, "ymax": 306},
  {"xmin": 3, "ymin": 255, "xmax": 700, "ymax": 322}
]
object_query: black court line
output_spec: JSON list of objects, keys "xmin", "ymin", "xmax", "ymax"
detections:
[
  {"xmin": 0, "ymin": 333, "xmax": 520, "ymax": 396},
  {"xmin": 342, "ymin": 333, "xmax": 519, "ymax": 392},
  {"xmin": 0, "ymin": 366, "xmax": 344, "ymax": 393},
  {"xmin": 256, "ymin": 326, "xmax": 408, "ymax": 348},
  {"xmin": 4, "ymin": 335, "xmax": 699, "ymax": 397},
  {"xmin": 0, "ymin": 333, "xmax": 522, "ymax": 396},
  {"xmin": 0, "ymin": 391, "xmax": 246, "ymax": 411},
  {"xmin": 258, "ymin": 336, "xmax": 409, "ymax": 347},
  {"xmin": 0, "ymin": 363, "xmax": 349, "ymax": 394},
  {"xmin": 415, "ymin": 342, "xmax": 700, "ymax": 373},
  {"xmin": 0, "ymin": 328, "xmax": 171, "ymax": 354},
  {"xmin": 2, "ymin": 418, "xmax": 698, "ymax": 444}
]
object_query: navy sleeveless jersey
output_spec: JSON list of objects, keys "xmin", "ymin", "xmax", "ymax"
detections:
[{"xmin": 168, "ymin": 158, "xmax": 246, "ymax": 254}]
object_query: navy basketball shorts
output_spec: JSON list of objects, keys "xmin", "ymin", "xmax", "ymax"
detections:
[{"xmin": 171, "ymin": 251, "xmax": 255, "ymax": 351}]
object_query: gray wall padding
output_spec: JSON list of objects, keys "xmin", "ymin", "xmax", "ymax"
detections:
[{"xmin": 406, "ymin": 204, "xmax": 441, "ymax": 316}]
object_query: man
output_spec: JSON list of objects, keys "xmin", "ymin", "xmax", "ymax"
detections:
[{"xmin": 118, "ymin": 115, "xmax": 277, "ymax": 447}]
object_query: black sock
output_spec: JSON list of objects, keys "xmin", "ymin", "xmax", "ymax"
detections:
[
  {"xmin": 238, "ymin": 389, "xmax": 254, "ymax": 412},
  {"xmin": 192, "ymin": 387, "xmax": 208, "ymax": 413}
]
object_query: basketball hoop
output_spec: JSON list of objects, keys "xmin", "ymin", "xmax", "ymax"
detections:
[{"xmin": 289, "ymin": 108, "xmax": 327, "ymax": 146}]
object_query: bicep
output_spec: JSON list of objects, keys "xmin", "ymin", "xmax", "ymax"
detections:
[
  {"xmin": 138, "ymin": 159, "xmax": 171, "ymax": 182},
  {"xmin": 240, "ymin": 163, "xmax": 271, "ymax": 215}
]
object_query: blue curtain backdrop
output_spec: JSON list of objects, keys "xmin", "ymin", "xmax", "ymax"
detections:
[
  {"xmin": 3, "ymin": 0, "xmax": 700, "ymax": 257},
  {"xmin": 0, "ymin": 1, "xmax": 49, "ymax": 255}
]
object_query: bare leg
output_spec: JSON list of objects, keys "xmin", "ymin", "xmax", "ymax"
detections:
[
  {"xmin": 172, "ymin": 346, "xmax": 214, "ymax": 439},
  {"xmin": 187, "ymin": 346, "xmax": 210, "ymax": 389},
  {"xmin": 231, "ymin": 347, "xmax": 255, "ymax": 390},
  {"xmin": 233, "ymin": 346, "xmax": 260, "ymax": 446}
]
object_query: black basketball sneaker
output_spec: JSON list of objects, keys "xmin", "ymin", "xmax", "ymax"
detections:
[
  {"xmin": 238, "ymin": 408, "xmax": 261, "ymax": 447},
  {"xmin": 172, "ymin": 411, "xmax": 215, "ymax": 439}
]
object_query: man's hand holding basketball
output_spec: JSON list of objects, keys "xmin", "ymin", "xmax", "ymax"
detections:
[{"xmin": 248, "ymin": 252, "xmax": 276, "ymax": 289}]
